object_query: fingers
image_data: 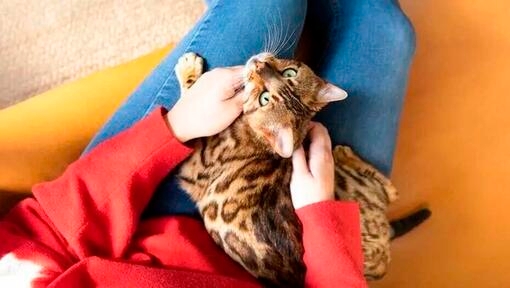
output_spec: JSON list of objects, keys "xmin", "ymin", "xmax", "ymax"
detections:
[
  {"xmin": 292, "ymin": 145, "xmax": 310, "ymax": 175},
  {"xmin": 225, "ymin": 93, "xmax": 244, "ymax": 118},
  {"xmin": 229, "ymin": 67, "xmax": 245, "ymax": 94},
  {"xmin": 223, "ymin": 66, "xmax": 245, "ymax": 90},
  {"xmin": 209, "ymin": 66, "xmax": 244, "ymax": 100},
  {"xmin": 226, "ymin": 80, "xmax": 245, "ymax": 101},
  {"xmin": 221, "ymin": 66, "xmax": 246, "ymax": 105},
  {"xmin": 308, "ymin": 122, "xmax": 332, "ymax": 151},
  {"xmin": 223, "ymin": 82, "xmax": 245, "ymax": 113},
  {"xmin": 231, "ymin": 90, "xmax": 245, "ymax": 107},
  {"xmin": 224, "ymin": 65, "xmax": 244, "ymax": 72},
  {"xmin": 211, "ymin": 66, "xmax": 244, "ymax": 81},
  {"xmin": 307, "ymin": 122, "xmax": 334, "ymax": 177}
]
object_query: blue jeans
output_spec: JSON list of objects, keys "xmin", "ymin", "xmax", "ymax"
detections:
[{"xmin": 83, "ymin": 0, "xmax": 415, "ymax": 218}]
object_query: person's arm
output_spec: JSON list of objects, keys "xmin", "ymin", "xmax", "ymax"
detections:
[
  {"xmin": 0, "ymin": 108, "xmax": 192, "ymax": 286},
  {"xmin": 296, "ymin": 201, "xmax": 366, "ymax": 288},
  {"xmin": 0, "ymin": 66, "xmax": 245, "ymax": 287},
  {"xmin": 1, "ymin": 67, "xmax": 245, "ymax": 260},
  {"xmin": 31, "ymin": 107, "xmax": 193, "ymax": 259},
  {"xmin": 290, "ymin": 123, "xmax": 367, "ymax": 288}
]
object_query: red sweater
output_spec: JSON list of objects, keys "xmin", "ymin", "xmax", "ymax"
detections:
[{"xmin": 0, "ymin": 108, "xmax": 367, "ymax": 288}]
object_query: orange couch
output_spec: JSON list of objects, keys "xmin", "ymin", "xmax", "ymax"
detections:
[
  {"xmin": 373, "ymin": 1, "xmax": 510, "ymax": 287},
  {"xmin": 0, "ymin": 46, "xmax": 172, "ymax": 214},
  {"xmin": 2, "ymin": 0, "xmax": 510, "ymax": 286}
]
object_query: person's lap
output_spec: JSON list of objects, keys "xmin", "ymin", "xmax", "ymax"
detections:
[
  {"xmin": 309, "ymin": 0, "xmax": 415, "ymax": 175},
  {"xmin": 83, "ymin": 0, "xmax": 307, "ymax": 217},
  {"xmin": 83, "ymin": 0, "xmax": 415, "ymax": 217}
]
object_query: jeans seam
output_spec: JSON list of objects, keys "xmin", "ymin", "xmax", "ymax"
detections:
[{"xmin": 141, "ymin": 1, "xmax": 222, "ymax": 118}]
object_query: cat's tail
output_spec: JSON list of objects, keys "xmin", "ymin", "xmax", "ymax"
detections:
[{"xmin": 390, "ymin": 208, "xmax": 431, "ymax": 240}]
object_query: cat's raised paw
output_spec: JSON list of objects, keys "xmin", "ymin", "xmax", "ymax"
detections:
[
  {"xmin": 175, "ymin": 52, "xmax": 204, "ymax": 91},
  {"xmin": 333, "ymin": 145, "xmax": 355, "ymax": 160}
]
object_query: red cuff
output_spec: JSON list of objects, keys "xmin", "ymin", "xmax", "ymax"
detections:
[{"xmin": 297, "ymin": 200, "xmax": 367, "ymax": 288}]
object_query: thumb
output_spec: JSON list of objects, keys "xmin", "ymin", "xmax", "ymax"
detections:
[
  {"xmin": 225, "ymin": 65, "xmax": 244, "ymax": 72},
  {"xmin": 225, "ymin": 66, "xmax": 245, "ymax": 97},
  {"xmin": 224, "ymin": 91, "xmax": 244, "ymax": 117},
  {"xmin": 292, "ymin": 146, "xmax": 310, "ymax": 175},
  {"xmin": 231, "ymin": 89, "xmax": 245, "ymax": 107}
]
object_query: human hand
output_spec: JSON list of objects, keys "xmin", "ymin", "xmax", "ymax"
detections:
[
  {"xmin": 167, "ymin": 66, "xmax": 244, "ymax": 142},
  {"xmin": 290, "ymin": 122, "xmax": 335, "ymax": 209}
]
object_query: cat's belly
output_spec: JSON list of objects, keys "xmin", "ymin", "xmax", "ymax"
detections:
[
  {"xmin": 198, "ymin": 191, "xmax": 268, "ymax": 268},
  {"xmin": 177, "ymin": 136, "xmax": 305, "ymax": 283},
  {"xmin": 191, "ymin": 167, "xmax": 275, "ymax": 275}
]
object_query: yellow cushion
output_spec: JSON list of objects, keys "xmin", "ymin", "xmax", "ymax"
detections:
[{"xmin": 0, "ymin": 45, "xmax": 172, "ymax": 195}]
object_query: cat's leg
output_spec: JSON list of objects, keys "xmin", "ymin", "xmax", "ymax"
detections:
[
  {"xmin": 333, "ymin": 145, "xmax": 398, "ymax": 202},
  {"xmin": 82, "ymin": 0, "xmax": 306, "ymax": 217},
  {"xmin": 175, "ymin": 52, "xmax": 204, "ymax": 93},
  {"xmin": 308, "ymin": 0, "xmax": 416, "ymax": 176},
  {"xmin": 362, "ymin": 241, "xmax": 391, "ymax": 280}
]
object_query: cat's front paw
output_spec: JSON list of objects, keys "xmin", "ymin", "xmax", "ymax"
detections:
[
  {"xmin": 332, "ymin": 145, "xmax": 355, "ymax": 162},
  {"xmin": 175, "ymin": 52, "xmax": 204, "ymax": 91}
]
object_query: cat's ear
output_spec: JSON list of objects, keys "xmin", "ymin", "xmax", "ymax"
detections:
[
  {"xmin": 317, "ymin": 83, "xmax": 348, "ymax": 103},
  {"xmin": 263, "ymin": 127, "xmax": 294, "ymax": 158}
]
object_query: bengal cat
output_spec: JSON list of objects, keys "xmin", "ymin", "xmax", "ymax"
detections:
[
  {"xmin": 175, "ymin": 52, "xmax": 347, "ymax": 287},
  {"xmin": 333, "ymin": 145, "xmax": 431, "ymax": 280}
]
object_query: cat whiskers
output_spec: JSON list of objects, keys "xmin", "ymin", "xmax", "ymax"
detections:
[
  {"xmin": 280, "ymin": 25, "xmax": 300, "ymax": 56},
  {"xmin": 272, "ymin": 12, "xmax": 289, "ymax": 56},
  {"xmin": 262, "ymin": 12, "xmax": 270, "ymax": 52},
  {"xmin": 276, "ymin": 9, "xmax": 286, "ymax": 55},
  {"xmin": 264, "ymin": 10, "xmax": 283, "ymax": 55},
  {"xmin": 263, "ymin": 10, "xmax": 300, "ymax": 57},
  {"xmin": 262, "ymin": 18, "xmax": 269, "ymax": 53},
  {"xmin": 274, "ymin": 21, "xmax": 299, "ymax": 57}
]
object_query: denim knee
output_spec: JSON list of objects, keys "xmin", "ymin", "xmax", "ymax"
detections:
[
  {"xmin": 219, "ymin": 0, "xmax": 307, "ymax": 19},
  {"xmin": 384, "ymin": 4, "xmax": 417, "ymax": 61}
]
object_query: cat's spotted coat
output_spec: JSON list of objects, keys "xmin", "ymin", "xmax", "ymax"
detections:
[
  {"xmin": 333, "ymin": 145, "xmax": 430, "ymax": 280},
  {"xmin": 175, "ymin": 52, "xmax": 346, "ymax": 287},
  {"xmin": 174, "ymin": 52, "xmax": 429, "ymax": 285}
]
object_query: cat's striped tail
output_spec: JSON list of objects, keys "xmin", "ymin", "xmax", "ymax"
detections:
[{"xmin": 389, "ymin": 208, "xmax": 431, "ymax": 240}]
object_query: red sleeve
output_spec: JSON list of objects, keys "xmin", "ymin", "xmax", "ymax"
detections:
[
  {"xmin": 296, "ymin": 201, "xmax": 368, "ymax": 288},
  {"xmin": 28, "ymin": 107, "xmax": 192, "ymax": 259}
]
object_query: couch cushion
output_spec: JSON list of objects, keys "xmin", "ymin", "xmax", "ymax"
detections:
[{"xmin": 0, "ymin": 46, "xmax": 171, "ymax": 194}]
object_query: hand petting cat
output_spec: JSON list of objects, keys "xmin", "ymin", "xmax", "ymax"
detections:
[
  {"xmin": 166, "ymin": 66, "xmax": 245, "ymax": 142},
  {"xmin": 166, "ymin": 61, "xmax": 337, "ymax": 210},
  {"xmin": 290, "ymin": 122, "xmax": 336, "ymax": 209}
]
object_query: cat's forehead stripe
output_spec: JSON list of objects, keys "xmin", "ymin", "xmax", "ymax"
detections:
[
  {"xmin": 272, "ymin": 94, "xmax": 283, "ymax": 103},
  {"xmin": 277, "ymin": 85, "xmax": 310, "ymax": 116}
]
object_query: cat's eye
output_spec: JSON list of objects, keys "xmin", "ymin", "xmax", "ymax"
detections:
[
  {"xmin": 282, "ymin": 68, "xmax": 297, "ymax": 78},
  {"xmin": 259, "ymin": 91, "xmax": 270, "ymax": 106}
]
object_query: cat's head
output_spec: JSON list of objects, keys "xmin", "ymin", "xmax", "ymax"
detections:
[{"xmin": 242, "ymin": 53, "xmax": 347, "ymax": 158}]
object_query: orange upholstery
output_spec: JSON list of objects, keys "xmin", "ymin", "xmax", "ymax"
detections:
[
  {"xmin": 1, "ymin": 0, "xmax": 509, "ymax": 284},
  {"xmin": 0, "ymin": 46, "xmax": 171, "ymax": 214},
  {"xmin": 373, "ymin": 1, "xmax": 510, "ymax": 287}
]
